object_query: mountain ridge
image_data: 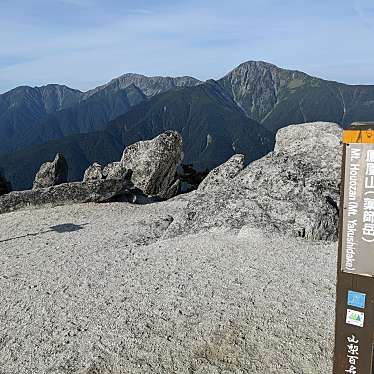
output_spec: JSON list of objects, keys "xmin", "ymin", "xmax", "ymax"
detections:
[
  {"xmin": 0, "ymin": 73, "xmax": 202, "ymax": 154},
  {"xmin": 2, "ymin": 60, "xmax": 374, "ymax": 190},
  {"xmin": 0, "ymin": 81, "xmax": 274, "ymax": 190},
  {"xmin": 218, "ymin": 60, "xmax": 374, "ymax": 131},
  {"xmin": 83, "ymin": 73, "xmax": 201, "ymax": 99}
]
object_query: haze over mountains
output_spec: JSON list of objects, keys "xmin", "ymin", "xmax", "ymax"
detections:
[{"xmin": 1, "ymin": 60, "xmax": 374, "ymax": 190}]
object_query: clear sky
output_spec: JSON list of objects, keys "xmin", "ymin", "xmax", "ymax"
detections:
[{"xmin": 0, "ymin": 0, "xmax": 373, "ymax": 93}]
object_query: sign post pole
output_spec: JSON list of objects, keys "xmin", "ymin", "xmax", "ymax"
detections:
[{"xmin": 333, "ymin": 122, "xmax": 374, "ymax": 374}]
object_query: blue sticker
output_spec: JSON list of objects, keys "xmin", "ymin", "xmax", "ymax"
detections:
[{"xmin": 347, "ymin": 290, "xmax": 366, "ymax": 309}]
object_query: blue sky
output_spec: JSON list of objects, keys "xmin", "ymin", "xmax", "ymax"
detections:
[{"xmin": 0, "ymin": 0, "xmax": 373, "ymax": 93}]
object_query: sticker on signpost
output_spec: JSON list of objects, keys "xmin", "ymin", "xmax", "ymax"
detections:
[
  {"xmin": 346, "ymin": 309, "xmax": 365, "ymax": 327},
  {"xmin": 347, "ymin": 290, "xmax": 366, "ymax": 309}
]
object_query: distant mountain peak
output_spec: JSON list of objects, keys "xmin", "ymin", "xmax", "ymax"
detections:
[
  {"xmin": 224, "ymin": 60, "xmax": 313, "ymax": 80},
  {"xmin": 237, "ymin": 60, "xmax": 279, "ymax": 69},
  {"xmin": 85, "ymin": 73, "xmax": 201, "ymax": 99},
  {"xmin": 218, "ymin": 60, "xmax": 324, "ymax": 123},
  {"xmin": 0, "ymin": 71, "xmax": 202, "ymax": 155},
  {"xmin": 2, "ymin": 59, "xmax": 374, "ymax": 185},
  {"xmin": 0, "ymin": 84, "xmax": 83, "ymax": 116}
]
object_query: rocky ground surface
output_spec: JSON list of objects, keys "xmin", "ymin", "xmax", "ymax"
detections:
[
  {"xmin": 0, "ymin": 198, "xmax": 337, "ymax": 374},
  {"xmin": 0, "ymin": 122, "xmax": 342, "ymax": 373}
]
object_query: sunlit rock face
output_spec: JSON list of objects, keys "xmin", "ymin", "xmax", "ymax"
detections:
[
  {"xmin": 33, "ymin": 153, "xmax": 68, "ymax": 190},
  {"xmin": 167, "ymin": 122, "xmax": 342, "ymax": 241}
]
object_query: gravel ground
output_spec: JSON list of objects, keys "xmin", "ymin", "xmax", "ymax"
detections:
[{"xmin": 0, "ymin": 200, "xmax": 337, "ymax": 373}]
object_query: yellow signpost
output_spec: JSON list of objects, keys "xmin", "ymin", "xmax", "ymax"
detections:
[{"xmin": 333, "ymin": 122, "xmax": 374, "ymax": 373}]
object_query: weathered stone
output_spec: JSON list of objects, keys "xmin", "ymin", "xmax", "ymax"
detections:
[
  {"xmin": 121, "ymin": 131, "xmax": 182, "ymax": 196},
  {"xmin": 103, "ymin": 162, "xmax": 131, "ymax": 180},
  {"xmin": 198, "ymin": 154, "xmax": 244, "ymax": 191},
  {"xmin": 0, "ymin": 179, "xmax": 135, "ymax": 214},
  {"xmin": 33, "ymin": 153, "xmax": 68, "ymax": 190},
  {"xmin": 274, "ymin": 121, "xmax": 342, "ymax": 154},
  {"xmin": 159, "ymin": 179, "xmax": 181, "ymax": 200},
  {"xmin": 83, "ymin": 163, "xmax": 104, "ymax": 181},
  {"xmin": 167, "ymin": 122, "xmax": 342, "ymax": 241}
]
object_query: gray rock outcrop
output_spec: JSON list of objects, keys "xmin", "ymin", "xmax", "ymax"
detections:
[
  {"xmin": 33, "ymin": 153, "xmax": 68, "ymax": 190},
  {"xmin": 103, "ymin": 162, "xmax": 130, "ymax": 180},
  {"xmin": 198, "ymin": 154, "xmax": 244, "ymax": 191},
  {"xmin": 0, "ymin": 132, "xmax": 183, "ymax": 214},
  {"xmin": 81, "ymin": 131, "xmax": 182, "ymax": 199},
  {"xmin": 167, "ymin": 122, "xmax": 342, "ymax": 241},
  {"xmin": 121, "ymin": 131, "xmax": 183, "ymax": 197},
  {"xmin": 83, "ymin": 163, "xmax": 104, "ymax": 181},
  {"xmin": 159, "ymin": 179, "xmax": 181, "ymax": 200},
  {"xmin": 0, "ymin": 179, "xmax": 136, "ymax": 214},
  {"xmin": 83, "ymin": 162, "xmax": 131, "ymax": 182}
]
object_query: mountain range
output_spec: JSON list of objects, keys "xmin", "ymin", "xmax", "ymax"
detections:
[
  {"xmin": 0, "ymin": 74, "xmax": 200, "ymax": 155},
  {"xmin": 1, "ymin": 61, "xmax": 374, "ymax": 190}
]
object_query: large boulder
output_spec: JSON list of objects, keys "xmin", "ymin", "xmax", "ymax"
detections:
[
  {"xmin": 167, "ymin": 122, "xmax": 342, "ymax": 241},
  {"xmin": 33, "ymin": 153, "xmax": 68, "ymax": 190},
  {"xmin": 198, "ymin": 154, "xmax": 244, "ymax": 191},
  {"xmin": 81, "ymin": 131, "xmax": 182, "ymax": 199},
  {"xmin": 121, "ymin": 131, "xmax": 183, "ymax": 197}
]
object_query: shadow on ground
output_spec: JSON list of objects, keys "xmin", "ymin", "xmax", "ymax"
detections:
[{"xmin": 0, "ymin": 223, "xmax": 88, "ymax": 243}]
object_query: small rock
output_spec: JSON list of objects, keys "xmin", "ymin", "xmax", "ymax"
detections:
[
  {"xmin": 159, "ymin": 179, "xmax": 181, "ymax": 200},
  {"xmin": 103, "ymin": 162, "xmax": 131, "ymax": 180},
  {"xmin": 33, "ymin": 153, "xmax": 68, "ymax": 190},
  {"xmin": 83, "ymin": 163, "xmax": 104, "ymax": 181}
]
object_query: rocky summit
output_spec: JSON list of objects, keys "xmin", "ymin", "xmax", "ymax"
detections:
[
  {"xmin": 167, "ymin": 122, "xmax": 342, "ymax": 241},
  {"xmin": 0, "ymin": 121, "xmax": 344, "ymax": 373},
  {"xmin": 0, "ymin": 181, "xmax": 337, "ymax": 374},
  {"xmin": 0, "ymin": 123, "xmax": 342, "ymax": 237}
]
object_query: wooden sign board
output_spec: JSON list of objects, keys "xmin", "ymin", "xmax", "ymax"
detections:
[{"xmin": 333, "ymin": 122, "xmax": 374, "ymax": 374}]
